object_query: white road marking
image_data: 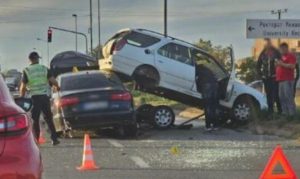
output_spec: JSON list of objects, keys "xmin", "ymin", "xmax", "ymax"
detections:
[
  {"xmin": 107, "ymin": 139, "xmax": 124, "ymax": 148},
  {"xmin": 130, "ymin": 156, "xmax": 151, "ymax": 168}
]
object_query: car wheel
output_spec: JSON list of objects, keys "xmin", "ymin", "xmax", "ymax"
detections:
[
  {"xmin": 134, "ymin": 66, "xmax": 159, "ymax": 89},
  {"xmin": 231, "ymin": 97, "xmax": 258, "ymax": 124},
  {"xmin": 152, "ymin": 105, "xmax": 175, "ymax": 129},
  {"xmin": 136, "ymin": 104, "xmax": 154, "ymax": 123}
]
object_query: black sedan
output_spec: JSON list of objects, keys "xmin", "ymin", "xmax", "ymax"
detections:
[{"xmin": 52, "ymin": 70, "xmax": 137, "ymax": 136}]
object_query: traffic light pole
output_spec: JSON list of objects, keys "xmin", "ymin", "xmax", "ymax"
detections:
[
  {"xmin": 49, "ymin": 26, "xmax": 88, "ymax": 54},
  {"xmin": 47, "ymin": 42, "xmax": 49, "ymax": 66},
  {"xmin": 164, "ymin": 0, "xmax": 167, "ymax": 37},
  {"xmin": 90, "ymin": 0, "xmax": 93, "ymax": 52}
]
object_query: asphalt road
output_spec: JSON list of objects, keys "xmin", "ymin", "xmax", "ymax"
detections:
[{"xmin": 41, "ymin": 118, "xmax": 300, "ymax": 179}]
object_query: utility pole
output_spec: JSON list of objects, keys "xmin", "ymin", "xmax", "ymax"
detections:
[
  {"xmin": 271, "ymin": 9, "xmax": 288, "ymax": 46},
  {"xmin": 271, "ymin": 9, "xmax": 287, "ymax": 20},
  {"xmin": 72, "ymin": 14, "xmax": 78, "ymax": 52},
  {"xmin": 164, "ymin": 0, "xmax": 167, "ymax": 37},
  {"xmin": 98, "ymin": 0, "xmax": 101, "ymax": 59},
  {"xmin": 90, "ymin": 0, "xmax": 93, "ymax": 53}
]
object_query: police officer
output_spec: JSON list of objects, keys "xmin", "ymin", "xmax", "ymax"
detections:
[{"xmin": 20, "ymin": 52, "xmax": 60, "ymax": 145}]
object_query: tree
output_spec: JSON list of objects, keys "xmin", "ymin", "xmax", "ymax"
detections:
[
  {"xmin": 91, "ymin": 44, "xmax": 103, "ymax": 59},
  {"xmin": 194, "ymin": 39, "xmax": 230, "ymax": 67},
  {"xmin": 236, "ymin": 56, "xmax": 259, "ymax": 83}
]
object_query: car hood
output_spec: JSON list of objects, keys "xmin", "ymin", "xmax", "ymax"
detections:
[{"xmin": 233, "ymin": 80, "xmax": 267, "ymax": 104}]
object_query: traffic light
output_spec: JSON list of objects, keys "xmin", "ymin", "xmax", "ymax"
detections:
[{"xmin": 47, "ymin": 29, "xmax": 52, "ymax": 43}]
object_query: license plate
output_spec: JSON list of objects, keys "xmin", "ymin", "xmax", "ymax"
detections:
[{"xmin": 83, "ymin": 101, "xmax": 108, "ymax": 110}]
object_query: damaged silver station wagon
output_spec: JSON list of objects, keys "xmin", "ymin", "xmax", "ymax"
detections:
[{"xmin": 100, "ymin": 28, "xmax": 268, "ymax": 126}]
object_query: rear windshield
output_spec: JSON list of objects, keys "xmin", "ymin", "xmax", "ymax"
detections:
[
  {"xmin": 60, "ymin": 73, "xmax": 123, "ymax": 91},
  {"xmin": 124, "ymin": 31, "xmax": 160, "ymax": 48},
  {"xmin": 104, "ymin": 31, "xmax": 130, "ymax": 45}
]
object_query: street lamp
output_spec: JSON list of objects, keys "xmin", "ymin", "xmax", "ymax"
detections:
[
  {"xmin": 72, "ymin": 14, "xmax": 78, "ymax": 52},
  {"xmin": 37, "ymin": 38, "xmax": 50, "ymax": 66},
  {"xmin": 90, "ymin": 0, "xmax": 93, "ymax": 52},
  {"xmin": 164, "ymin": 0, "xmax": 167, "ymax": 37}
]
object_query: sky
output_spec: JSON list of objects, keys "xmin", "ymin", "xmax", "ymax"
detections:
[{"xmin": 1, "ymin": 0, "xmax": 300, "ymax": 71}]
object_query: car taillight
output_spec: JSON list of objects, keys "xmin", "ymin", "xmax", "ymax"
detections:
[
  {"xmin": 55, "ymin": 97, "xmax": 79, "ymax": 107},
  {"xmin": 110, "ymin": 92, "xmax": 132, "ymax": 101},
  {"xmin": 113, "ymin": 39, "xmax": 126, "ymax": 52},
  {"xmin": 0, "ymin": 114, "xmax": 29, "ymax": 133}
]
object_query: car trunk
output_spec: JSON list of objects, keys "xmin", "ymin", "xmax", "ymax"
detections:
[
  {"xmin": 0, "ymin": 132, "xmax": 4, "ymax": 158},
  {"xmin": 0, "ymin": 103, "xmax": 10, "ymax": 157},
  {"xmin": 59, "ymin": 88, "xmax": 132, "ymax": 117},
  {"xmin": 102, "ymin": 30, "xmax": 130, "ymax": 59}
]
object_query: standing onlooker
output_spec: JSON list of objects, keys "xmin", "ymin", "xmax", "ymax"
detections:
[
  {"xmin": 257, "ymin": 38, "xmax": 282, "ymax": 114},
  {"xmin": 291, "ymin": 50, "xmax": 299, "ymax": 97},
  {"xmin": 276, "ymin": 43, "xmax": 297, "ymax": 117}
]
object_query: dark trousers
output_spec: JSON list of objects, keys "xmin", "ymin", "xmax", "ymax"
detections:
[
  {"xmin": 294, "ymin": 78, "xmax": 299, "ymax": 97},
  {"xmin": 201, "ymin": 83, "xmax": 219, "ymax": 128},
  {"xmin": 31, "ymin": 95, "xmax": 57, "ymax": 141},
  {"xmin": 263, "ymin": 78, "xmax": 282, "ymax": 113}
]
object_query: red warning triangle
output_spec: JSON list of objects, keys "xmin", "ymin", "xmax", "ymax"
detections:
[{"xmin": 260, "ymin": 145, "xmax": 298, "ymax": 179}]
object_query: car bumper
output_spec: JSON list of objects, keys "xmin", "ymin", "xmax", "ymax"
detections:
[
  {"xmin": 0, "ymin": 130, "xmax": 42, "ymax": 179},
  {"xmin": 64, "ymin": 111, "xmax": 135, "ymax": 129}
]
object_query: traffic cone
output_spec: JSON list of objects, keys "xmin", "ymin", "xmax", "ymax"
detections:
[
  {"xmin": 77, "ymin": 134, "xmax": 99, "ymax": 171},
  {"xmin": 38, "ymin": 130, "xmax": 46, "ymax": 144}
]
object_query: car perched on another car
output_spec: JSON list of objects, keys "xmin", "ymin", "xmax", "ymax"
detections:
[
  {"xmin": 100, "ymin": 28, "xmax": 268, "ymax": 127},
  {"xmin": 0, "ymin": 75, "xmax": 42, "ymax": 179},
  {"xmin": 52, "ymin": 70, "xmax": 137, "ymax": 136}
]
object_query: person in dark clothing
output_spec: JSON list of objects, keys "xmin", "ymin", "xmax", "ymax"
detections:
[
  {"xmin": 20, "ymin": 52, "xmax": 60, "ymax": 145},
  {"xmin": 295, "ymin": 62, "xmax": 299, "ymax": 97},
  {"xmin": 196, "ymin": 64, "xmax": 219, "ymax": 131},
  {"xmin": 256, "ymin": 38, "xmax": 282, "ymax": 114},
  {"xmin": 292, "ymin": 50, "xmax": 299, "ymax": 97}
]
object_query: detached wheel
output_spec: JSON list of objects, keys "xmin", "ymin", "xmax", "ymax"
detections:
[
  {"xmin": 136, "ymin": 104, "xmax": 154, "ymax": 123},
  {"xmin": 152, "ymin": 105, "xmax": 175, "ymax": 129},
  {"xmin": 231, "ymin": 97, "xmax": 258, "ymax": 125}
]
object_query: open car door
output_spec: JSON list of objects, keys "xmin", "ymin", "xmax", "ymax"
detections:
[{"xmin": 224, "ymin": 46, "xmax": 236, "ymax": 101}]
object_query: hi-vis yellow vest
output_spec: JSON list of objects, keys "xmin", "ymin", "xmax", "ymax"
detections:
[{"xmin": 24, "ymin": 64, "xmax": 49, "ymax": 96}]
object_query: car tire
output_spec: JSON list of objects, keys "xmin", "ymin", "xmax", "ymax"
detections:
[
  {"xmin": 136, "ymin": 104, "xmax": 154, "ymax": 123},
  {"xmin": 133, "ymin": 66, "xmax": 159, "ymax": 89},
  {"xmin": 152, "ymin": 105, "xmax": 175, "ymax": 129},
  {"xmin": 231, "ymin": 96, "xmax": 259, "ymax": 125}
]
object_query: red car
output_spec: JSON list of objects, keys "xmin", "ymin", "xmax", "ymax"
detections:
[{"xmin": 0, "ymin": 76, "xmax": 42, "ymax": 179}]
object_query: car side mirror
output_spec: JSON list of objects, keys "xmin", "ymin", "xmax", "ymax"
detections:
[
  {"xmin": 15, "ymin": 97, "xmax": 32, "ymax": 112},
  {"xmin": 145, "ymin": 49, "xmax": 152, "ymax": 55}
]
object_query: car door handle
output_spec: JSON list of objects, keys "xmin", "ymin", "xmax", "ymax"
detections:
[{"xmin": 158, "ymin": 60, "xmax": 164, "ymax": 63}]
